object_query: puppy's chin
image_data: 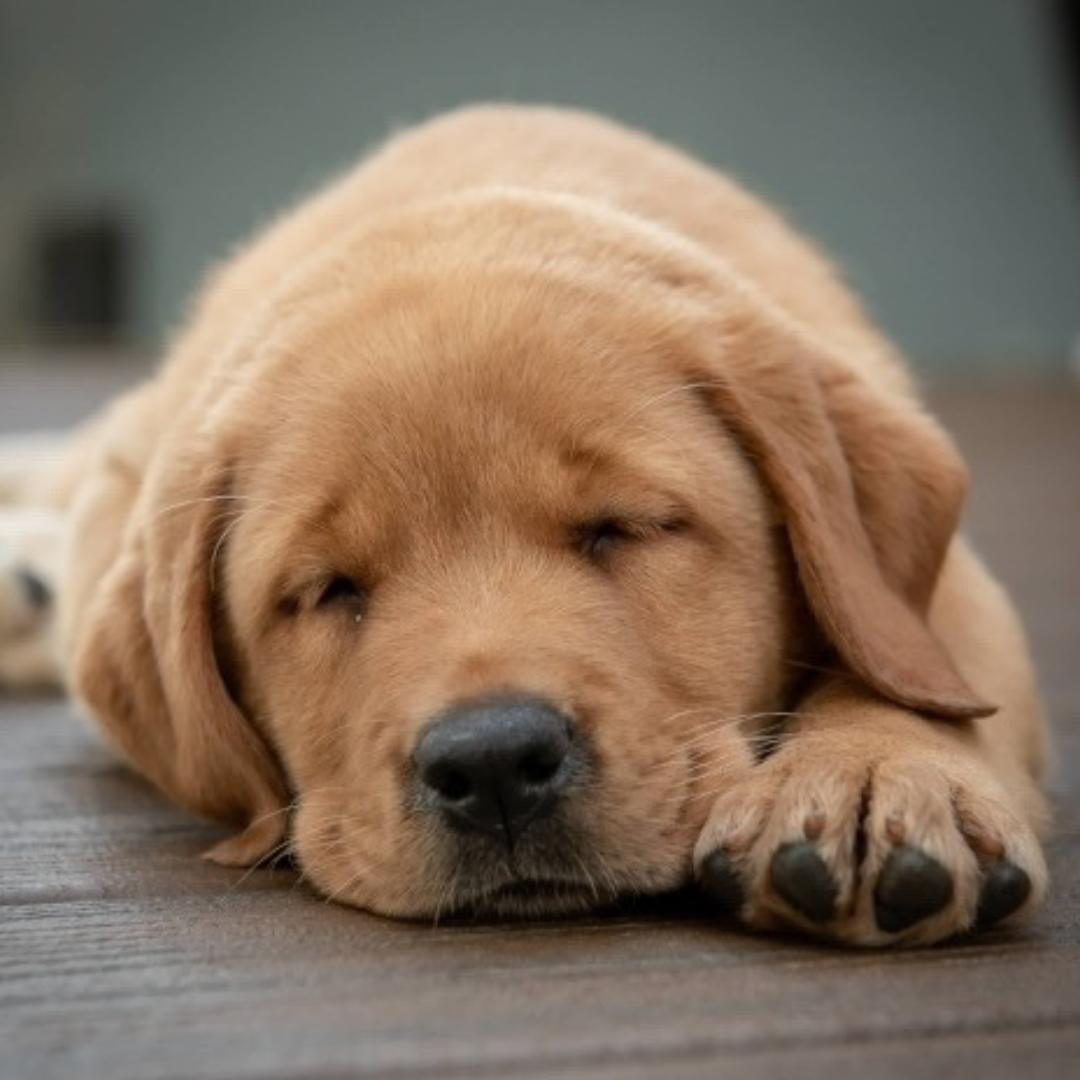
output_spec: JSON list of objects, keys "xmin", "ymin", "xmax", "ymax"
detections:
[
  {"xmin": 297, "ymin": 807, "xmax": 676, "ymax": 921},
  {"xmin": 443, "ymin": 877, "xmax": 617, "ymax": 921},
  {"xmin": 304, "ymin": 860, "xmax": 621, "ymax": 923}
]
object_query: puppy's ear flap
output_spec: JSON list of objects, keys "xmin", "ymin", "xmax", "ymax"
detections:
[
  {"xmin": 698, "ymin": 303, "xmax": 993, "ymax": 719},
  {"xmin": 72, "ymin": 448, "xmax": 289, "ymax": 866}
]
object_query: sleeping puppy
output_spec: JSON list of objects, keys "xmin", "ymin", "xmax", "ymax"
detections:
[{"xmin": 0, "ymin": 105, "xmax": 1049, "ymax": 945}]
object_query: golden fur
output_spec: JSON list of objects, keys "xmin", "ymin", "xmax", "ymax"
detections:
[{"xmin": 1, "ymin": 106, "xmax": 1048, "ymax": 945}]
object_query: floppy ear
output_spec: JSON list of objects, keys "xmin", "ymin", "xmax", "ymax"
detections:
[
  {"xmin": 695, "ymin": 297, "xmax": 993, "ymax": 720},
  {"xmin": 72, "ymin": 441, "xmax": 290, "ymax": 866}
]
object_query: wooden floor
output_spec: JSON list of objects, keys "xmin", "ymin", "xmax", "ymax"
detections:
[{"xmin": 1, "ymin": 358, "xmax": 1078, "ymax": 1080}]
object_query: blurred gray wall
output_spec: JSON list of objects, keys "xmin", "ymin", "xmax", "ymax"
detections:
[{"xmin": 1, "ymin": 0, "xmax": 1078, "ymax": 370}]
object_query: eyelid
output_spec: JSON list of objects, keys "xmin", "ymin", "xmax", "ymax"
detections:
[
  {"xmin": 614, "ymin": 515, "xmax": 688, "ymax": 538},
  {"xmin": 315, "ymin": 575, "xmax": 366, "ymax": 607},
  {"xmin": 275, "ymin": 572, "xmax": 368, "ymax": 618},
  {"xmin": 583, "ymin": 506, "xmax": 690, "ymax": 536},
  {"xmin": 574, "ymin": 511, "xmax": 689, "ymax": 560}
]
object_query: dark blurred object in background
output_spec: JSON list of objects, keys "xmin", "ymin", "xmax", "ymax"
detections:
[
  {"xmin": 1, "ymin": 0, "xmax": 1078, "ymax": 368},
  {"xmin": 30, "ymin": 212, "xmax": 132, "ymax": 345},
  {"xmin": 1053, "ymin": 0, "xmax": 1080, "ymax": 164}
]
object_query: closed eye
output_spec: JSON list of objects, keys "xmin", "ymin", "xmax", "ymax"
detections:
[
  {"xmin": 315, "ymin": 575, "xmax": 367, "ymax": 610},
  {"xmin": 576, "ymin": 518, "xmax": 634, "ymax": 561},
  {"xmin": 574, "ymin": 515, "xmax": 688, "ymax": 563}
]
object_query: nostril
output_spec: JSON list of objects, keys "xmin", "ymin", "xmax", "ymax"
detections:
[
  {"xmin": 519, "ymin": 749, "xmax": 563, "ymax": 787},
  {"xmin": 430, "ymin": 767, "xmax": 472, "ymax": 803}
]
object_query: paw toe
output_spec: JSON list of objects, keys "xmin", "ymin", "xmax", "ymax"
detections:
[
  {"xmin": 770, "ymin": 841, "xmax": 837, "ymax": 923},
  {"xmin": 975, "ymin": 859, "xmax": 1031, "ymax": 928},
  {"xmin": 874, "ymin": 845, "xmax": 954, "ymax": 933},
  {"xmin": 698, "ymin": 849, "xmax": 744, "ymax": 913}
]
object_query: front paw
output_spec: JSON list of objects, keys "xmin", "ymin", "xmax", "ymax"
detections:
[
  {"xmin": 0, "ymin": 510, "xmax": 63, "ymax": 690},
  {"xmin": 693, "ymin": 730, "xmax": 1047, "ymax": 946}
]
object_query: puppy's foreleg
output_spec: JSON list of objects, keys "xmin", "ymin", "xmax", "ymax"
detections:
[
  {"xmin": 0, "ymin": 506, "xmax": 66, "ymax": 690},
  {"xmin": 695, "ymin": 541, "xmax": 1049, "ymax": 946}
]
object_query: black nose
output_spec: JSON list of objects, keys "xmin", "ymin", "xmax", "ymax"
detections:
[{"xmin": 414, "ymin": 696, "xmax": 578, "ymax": 848}]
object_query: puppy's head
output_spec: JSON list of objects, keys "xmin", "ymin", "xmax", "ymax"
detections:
[{"xmin": 74, "ymin": 192, "xmax": 989, "ymax": 915}]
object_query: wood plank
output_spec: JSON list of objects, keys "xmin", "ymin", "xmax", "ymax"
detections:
[
  {"xmin": 1, "ymin": 376, "xmax": 1078, "ymax": 1080},
  {"xmin": 4, "ymin": 890, "xmax": 1079, "ymax": 1080}
]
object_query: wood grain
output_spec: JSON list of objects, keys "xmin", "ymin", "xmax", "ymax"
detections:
[{"xmin": 1, "ymin": 369, "xmax": 1078, "ymax": 1079}]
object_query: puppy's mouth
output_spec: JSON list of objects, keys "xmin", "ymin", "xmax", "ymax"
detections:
[
  {"xmin": 426, "ymin": 817, "xmax": 617, "ymax": 918},
  {"xmin": 444, "ymin": 874, "xmax": 615, "ymax": 919}
]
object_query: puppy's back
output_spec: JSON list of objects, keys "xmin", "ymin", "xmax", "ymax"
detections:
[{"xmin": 170, "ymin": 105, "xmax": 908, "ymax": 402}]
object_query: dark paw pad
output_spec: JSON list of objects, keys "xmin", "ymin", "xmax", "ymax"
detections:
[
  {"xmin": 14, "ymin": 566, "xmax": 52, "ymax": 610},
  {"xmin": 874, "ymin": 845, "xmax": 953, "ymax": 932},
  {"xmin": 975, "ymin": 860, "xmax": 1031, "ymax": 928},
  {"xmin": 699, "ymin": 849, "xmax": 745, "ymax": 913},
  {"xmin": 770, "ymin": 841, "xmax": 837, "ymax": 923}
]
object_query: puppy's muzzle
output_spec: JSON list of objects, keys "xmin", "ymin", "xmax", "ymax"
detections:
[{"xmin": 414, "ymin": 696, "xmax": 579, "ymax": 849}]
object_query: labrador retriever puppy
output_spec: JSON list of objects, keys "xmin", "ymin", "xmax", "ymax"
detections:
[{"xmin": 0, "ymin": 105, "xmax": 1048, "ymax": 945}]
